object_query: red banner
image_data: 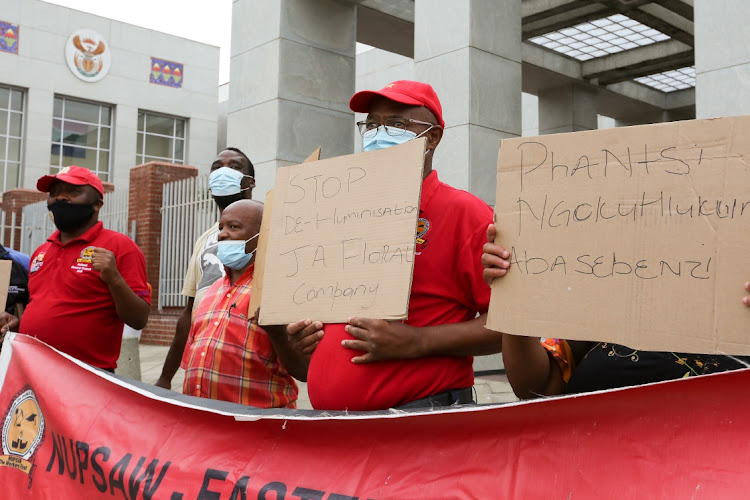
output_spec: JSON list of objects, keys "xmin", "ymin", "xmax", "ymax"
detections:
[{"xmin": 1, "ymin": 333, "xmax": 749, "ymax": 499}]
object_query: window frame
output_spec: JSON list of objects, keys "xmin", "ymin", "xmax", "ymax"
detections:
[
  {"xmin": 136, "ymin": 110, "xmax": 187, "ymax": 165},
  {"xmin": 0, "ymin": 84, "xmax": 26, "ymax": 191},
  {"xmin": 50, "ymin": 95, "xmax": 114, "ymax": 182}
]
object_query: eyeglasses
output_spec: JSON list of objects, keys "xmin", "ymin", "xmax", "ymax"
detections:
[{"xmin": 356, "ymin": 118, "xmax": 437, "ymax": 138}]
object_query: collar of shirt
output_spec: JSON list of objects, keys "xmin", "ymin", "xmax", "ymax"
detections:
[
  {"xmin": 221, "ymin": 262, "xmax": 255, "ymax": 287},
  {"xmin": 420, "ymin": 170, "xmax": 440, "ymax": 212},
  {"xmin": 48, "ymin": 220, "xmax": 104, "ymax": 247}
]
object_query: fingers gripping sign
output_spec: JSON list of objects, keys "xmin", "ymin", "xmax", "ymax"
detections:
[
  {"xmin": 481, "ymin": 223, "xmax": 511, "ymax": 286},
  {"xmin": 91, "ymin": 247, "xmax": 120, "ymax": 284},
  {"xmin": 286, "ymin": 319, "xmax": 324, "ymax": 356},
  {"xmin": 744, "ymin": 281, "xmax": 750, "ymax": 308},
  {"xmin": 343, "ymin": 317, "xmax": 422, "ymax": 364}
]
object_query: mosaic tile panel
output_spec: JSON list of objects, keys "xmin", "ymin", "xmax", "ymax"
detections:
[
  {"xmin": 150, "ymin": 57, "xmax": 184, "ymax": 89},
  {"xmin": 0, "ymin": 21, "xmax": 19, "ymax": 55}
]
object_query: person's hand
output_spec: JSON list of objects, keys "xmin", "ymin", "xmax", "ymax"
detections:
[
  {"xmin": 0, "ymin": 311, "xmax": 20, "ymax": 349},
  {"xmin": 343, "ymin": 317, "xmax": 421, "ymax": 363},
  {"xmin": 744, "ymin": 281, "xmax": 750, "ymax": 308},
  {"xmin": 0, "ymin": 311, "xmax": 20, "ymax": 336},
  {"xmin": 286, "ymin": 319, "xmax": 324, "ymax": 356},
  {"xmin": 91, "ymin": 247, "xmax": 121, "ymax": 284},
  {"xmin": 154, "ymin": 377, "xmax": 172, "ymax": 390},
  {"xmin": 481, "ymin": 224, "xmax": 510, "ymax": 286}
]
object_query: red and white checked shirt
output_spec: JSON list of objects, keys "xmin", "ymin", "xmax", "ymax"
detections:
[{"xmin": 181, "ymin": 264, "xmax": 298, "ymax": 408}]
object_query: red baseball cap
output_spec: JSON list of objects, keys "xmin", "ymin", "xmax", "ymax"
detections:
[
  {"xmin": 37, "ymin": 166, "xmax": 104, "ymax": 197},
  {"xmin": 349, "ymin": 80, "xmax": 445, "ymax": 128}
]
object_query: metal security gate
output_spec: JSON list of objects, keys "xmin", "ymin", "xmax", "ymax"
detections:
[
  {"xmin": 158, "ymin": 174, "xmax": 216, "ymax": 309},
  {"xmin": 100, "ymin": 188, "xmax": 134, "ymax": 239},
  {"xmin": 0, "ymin": 209, "xmax": 20, "ymax": 249},
  {"xmin": 20, "ymin": 202, "xmax": 54, "ymax": 256}
]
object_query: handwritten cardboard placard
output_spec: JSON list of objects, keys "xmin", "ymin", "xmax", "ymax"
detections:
[
  {"xmin": 257, "ymin": 138, "xmax": 425, "ymax": 325},
  {"xmin": 487, "ymin": 115, "xmax": 750, "ymax": 354},
  {"xmin": 249, "ymin": 148, "xmax": 321, "ymax": 320},
  {"xmin": 0, "ymin": 260, "xmax": 10, "ymax": 314}
]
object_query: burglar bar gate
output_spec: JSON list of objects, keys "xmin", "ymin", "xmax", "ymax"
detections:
[
  {"xmin": 0, "ymin": 209, "xmax": 20, "ymax": 249},
  {"xmin": 20, "ymin": 188, "xmax": 134, "ymax": 256},
  {"xmin": 158, "ymin": 174, "xmax": 216, "ymax": 309}
]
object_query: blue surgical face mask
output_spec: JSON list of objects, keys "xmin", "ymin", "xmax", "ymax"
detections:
[
  {"xmin": 216, "ymin": 233, "xmax": 259, "ymax": 270},
  {"xmin": 209, "ymin": 167, "xmax": 253, "ymax": 196},
  {"xmin": 362, "ymin": 126, "xmax": 416, "ymax": 152},
  {"xmin": 362, "ymin": 125, "xmax": 435, "ymax": 152}
]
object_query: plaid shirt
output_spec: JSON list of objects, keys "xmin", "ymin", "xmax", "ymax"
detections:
[{"xmin": 182, "ymin": 265, "xmax": 298, "ymax": 408}]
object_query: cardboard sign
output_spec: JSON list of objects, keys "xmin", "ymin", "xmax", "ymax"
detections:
[
  {"xmin": 0, "ymin": 261, "xmax": 10, "ymax": 314},
  {"xmin": 258, "ymin": 138, "xmax": 425, "ymax": 325},
  {"xmin": 487, "ymin": 115, "xmax": 750, "ymax": 354},
  {"xmin": 249, "ymin": 148, "xmax": 321, "ymax": 320}
]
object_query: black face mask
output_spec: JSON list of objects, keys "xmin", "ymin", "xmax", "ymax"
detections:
[
  {"xmin": 47, "ymin": 200, "xmax": 95, "ymax": 233},
  {"xmin": 213, "ymin": 193, "xmax": 246, "ymax": 211}
]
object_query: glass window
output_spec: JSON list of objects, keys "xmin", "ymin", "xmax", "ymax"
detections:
[
  {"xmin": 53, "ymin": 97, "xmax": 63, "ymax": 118},
  {"xmin": 145, "ymin": 134, "xmax": 173, "ymax": 158},
  {"xmin": 10, "ymin": 90, "xmax": 23, "ymax": 112},
  {"xmin": 50, "ymin": 96, "xmax": 112, "ymax": 182},
  {"xmin": 136, "ymin": 111, "xmax": 186, "ymax": 165},
  {"xmin": 0, "ymin": 84, "xmax": 24, "ymax": 191},
  {"xmin": 64, "ymin": 99, "xmax": 101, "ymax": 124}
]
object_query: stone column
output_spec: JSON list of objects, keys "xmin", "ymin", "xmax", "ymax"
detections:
[
  {"xmin": 538, "ymin": 83, "xmax": 599, "ymax": 135},
  {"xmin": 695, "ymin": 1, "xmax": 750, "ymax": 118},
  {"xmin": 414, "ymin": 0, "xmax": 523, "ymax": 204},
  {"xmin": 227, "ymin": 0, "xmax": 357, "ymax": 201}
]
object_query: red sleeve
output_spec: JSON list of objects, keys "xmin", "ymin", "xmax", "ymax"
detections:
[
  {"xmin": 455, "ymin": 200, "xmax": 493, "ymax": 314},
  {"xmin": 116, "ymin": 238, "xmax": 152, "ymax": 305}
]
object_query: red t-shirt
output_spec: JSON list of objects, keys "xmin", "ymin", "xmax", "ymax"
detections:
[
  {"xmin": 20, "ymin": 222, "xmax": 151, "ymax": 369},
  {"xmin": 307, "ymin": 171, "xmax": 493, "ymax": 410}
]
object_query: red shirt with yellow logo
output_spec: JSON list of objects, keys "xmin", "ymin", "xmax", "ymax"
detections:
[
  {"xmin": 20, "ymin": 221, "xmax": 151, "ymax": 369},
  {"xmin": 307, "ymin": 170, "xmax": 493, "ymax": 410}
]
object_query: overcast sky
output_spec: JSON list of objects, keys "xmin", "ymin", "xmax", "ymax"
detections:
[{"xmin": 43, "ymin": 0, "xmax": 233, "ymax": 84}]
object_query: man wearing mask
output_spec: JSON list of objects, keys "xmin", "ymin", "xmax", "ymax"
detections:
[
  {"xmin": 181, "ymin": 199, "xmax": 299, "ymax": 407},
  {"xmin": 0, "ymin": 166, "xmax": 151, "ymax": 371},
  {"xmin": 155, "ymin": 147, "xmax": 255, "ymax": 390},
  {"xmin": 281, "ymin": 81, "xmax": 502, "ymax": 410}
]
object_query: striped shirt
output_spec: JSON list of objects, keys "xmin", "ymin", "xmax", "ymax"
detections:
[{"xmin": 182, "ymin": 264, "xmax": 298, "ymax": 408}]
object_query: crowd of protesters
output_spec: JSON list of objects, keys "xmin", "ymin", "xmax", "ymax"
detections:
[{"xmin": 1, "ymin": 80, "xmax": 748, "ymax": 411}]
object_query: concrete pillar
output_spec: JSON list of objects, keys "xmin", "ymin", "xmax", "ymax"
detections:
[
  {"xmin": 228, "ymin": 0, "xmax": 356, "ymax": 201},
  {"xmin": 522, "ymin": 93, "xmax": 540, "ymax": 137},
  {"xmin": 695, "ymin": 1, "xmax": 750, "ymax": 118},
  {"xmin": 414, "ymin": 0, "xmax": 522, "ymax": 204},
  {"xmin": 538, "ymin": 83, "xmax": 598, "ymax": 135}
]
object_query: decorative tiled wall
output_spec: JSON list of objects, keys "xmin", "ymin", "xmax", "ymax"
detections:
[
  {"xmin": 150, "ymin": 57, "xmax": 184, "ymax": 88},
  {"xmin": 0, "ymin": 20, "xmax": 19, "ymax": 55}
]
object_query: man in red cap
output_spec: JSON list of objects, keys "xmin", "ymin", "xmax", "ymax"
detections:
[
  {"xmin": 279, "ymin": 80, "xmax": 502, "ymax": 410},
  {"xmin": 0, "ymin": 166, "xmax": 151, "ymax": 371}
]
